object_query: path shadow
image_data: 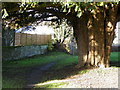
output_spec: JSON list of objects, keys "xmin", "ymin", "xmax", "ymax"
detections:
[
  {"xmin": 25, "ymin": 62, "xmax": 56, "ymax": 88},
  {"xmin": 34, "ymin": 62, "xmax": 120, "ymax": 87},
  {"xmin": 35, "ymin": 64, "xmax": 95, "ymax": 85}
]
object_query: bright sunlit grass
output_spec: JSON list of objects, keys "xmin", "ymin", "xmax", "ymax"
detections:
[
  {"xmin": 35, "ymin": 80, "xmax": 68, "ymax": 88},
  {"xmin": 2, "ymin": 51, "xmax": 67, "ymax": 68}
]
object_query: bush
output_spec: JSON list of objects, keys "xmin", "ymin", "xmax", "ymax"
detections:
[{"xmin": 48, "ymin": 40, "xmax": 54, "ymax": 51}]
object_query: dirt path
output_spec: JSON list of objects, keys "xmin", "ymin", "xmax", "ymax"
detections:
[
  {"xmin": 25, "ymin": 62, "xmax": 56, "ymax": 88},
  {"xmin": 24, "ymin": 55, "xmax": 69, "ymax": 88}
]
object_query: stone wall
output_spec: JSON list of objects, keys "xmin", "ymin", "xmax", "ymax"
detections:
[{"xmin": 2, "ymin": 45, "xmax": 48, "ymax": 61}]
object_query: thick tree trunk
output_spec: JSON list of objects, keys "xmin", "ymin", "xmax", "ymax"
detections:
[
  {"xmin": 104, "ymin": 5, "xmax": 118, "ymax": 67},
  {"xmin": 73, "ymin": 5, "xmax": 118, "ymax": 68},
  {"xmin": 73, "ymin": 12, "xmax": 89, "ymax": 67}
]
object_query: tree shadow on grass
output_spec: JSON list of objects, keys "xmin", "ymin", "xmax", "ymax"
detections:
[
  {"xmin": 38, "ymin": 64, "xmax": 95, "ymax": 84},
  {"xmin": 110, "ymin": 61, "xmax": 120, "ymax": 67},
  {"xmin": 37, "ymin": 62, "xmax": 120, "ymax": 87}
]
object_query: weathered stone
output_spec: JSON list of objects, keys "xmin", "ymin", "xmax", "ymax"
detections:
[{"xmin": 2, "ymin": 45, "xmax": 48, "ymax": 61}]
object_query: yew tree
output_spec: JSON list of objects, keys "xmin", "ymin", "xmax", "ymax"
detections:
[{"xmin": 2, "ymin": 1, "xmax": 120, "ymax": 68}]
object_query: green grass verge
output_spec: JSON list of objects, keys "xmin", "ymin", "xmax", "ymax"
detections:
[
  {"xmin": 110, "ymin": 52, "xmax": 120, "ymax": 62},
  {"xmin": 50, "ymin": 52, "xmax": 119, "ymax": 71},
  {"xmin": 3, "ymin": 51, "xmax": 119, "ymax": 69},
  {"xmin": 2, "ymin": 51, "xmax": 70, "ymax": 88},
  {"xmin": 2, "ymin": 78, "xmax": 25, "ymax": 88},
  {"xmin": 3, "ymin": 51, "xmax": 68, "ymax": 68},
  {"xmin": 50, "ymin": 55, "xmax": 78, "ymax": 70},
  {"xmin": 35, "ymin": 81, "xmax": 67, "ymax": 88}
]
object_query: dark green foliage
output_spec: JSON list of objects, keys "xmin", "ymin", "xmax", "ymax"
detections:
[
  {"xmin": 2, "ymin": 2, "xmax": 118, "ymax": 29},
  {"xmin": 48, "ymin": 40, "xmax": 54, "ymax": 51}
]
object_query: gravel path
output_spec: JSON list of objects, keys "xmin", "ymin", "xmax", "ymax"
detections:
[
  {"xmin": 62, "ymin": 67, "xmax": 119, "ymax": 88},
  {"xmin": 35, "ymin": 67, "xmax": 119, "ymax": 88}
]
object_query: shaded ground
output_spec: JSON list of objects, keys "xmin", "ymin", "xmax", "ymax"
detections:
[
  {"xmin": 35, "ymin": 67, "xmax": 118, "ymax": 88},
  {"xmin": 25, "ymin": 62, "xmax": 56, "ymax": 88},
  {"xmin": 110, "ymin": 61, "xmax": 120, "ymax": 67},
  {"xmin": 25, "ymin": 62, "xmax": 119, "ymax": 88},
  {"xmin": 2, "ymin": 51, "xmax": 119, "ymax": 88}
]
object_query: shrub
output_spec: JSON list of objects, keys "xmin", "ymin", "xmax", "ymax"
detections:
[{"xmin": 48, "ymin": 40, "xmax": 54, "ymax": 51}]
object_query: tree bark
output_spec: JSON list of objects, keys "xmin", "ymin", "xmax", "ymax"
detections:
[
  {"xmin": 73, "ymin": 5, "xmax": 118, "ymax": 68},
  {"xmin": 104, "ymin": 4, "xmax": 118, "ymax": 67},
  {"xmin": 73, "ymin": 12, "xmax": 90, "ymax": 68}
]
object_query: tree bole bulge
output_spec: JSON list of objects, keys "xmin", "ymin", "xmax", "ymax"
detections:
[{"xmin": 73, "ymin": 5, "xmax": 118, "ymax": 68}]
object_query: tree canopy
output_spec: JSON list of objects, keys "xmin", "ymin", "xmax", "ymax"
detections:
[{"xmin": 2, "ymin": 2, "xmax": 119, "ymax": 29}]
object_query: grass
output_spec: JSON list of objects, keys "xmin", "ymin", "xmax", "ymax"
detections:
[
  {"xmin": 35, "ymin": 81, "xmax": 67, "ymax": 88},
  {"xmin": 38, "ymin": 82, "xmax": 66, "ymax": 88},
  {"xmin": 3, "ymin": 51, "xmax": 67, "ymax": 68},
  {"xmin": 50, "ymin": 52, "xmax": 120, "ymax": 71},
  {"xmin": 2, "ymin": 78, "xmax": 25, "ymax": 88},
  {"xmin": 110, "ymin": 52, "xmax": 119, "ymax": 62},
  {"xmin": 33, "ymin": 51, "xmax": 120, "ymax": 88},
  {"xmin": 50, "ymin": 55, "xmax": 78, "ymax": 70},
  {"xmin": 2, "ymin": 51, "xmax": 71, "ymax": 88},
  {"xmin": 2, "ymin": 51, "xmax": 119, "ymax": 88}
]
